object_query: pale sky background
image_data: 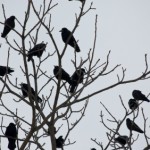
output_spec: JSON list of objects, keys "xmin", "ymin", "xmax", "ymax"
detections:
[{"xmin": 0, "ymin": 0, "xmax": 150, "ymax": 150}]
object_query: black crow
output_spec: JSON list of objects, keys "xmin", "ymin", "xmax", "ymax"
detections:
[
  {"xmin": 20, "ymin": 83, "xmax": 42, "ymax": 103},
  {"xmin": 56, "ymin": 136, "xmax": 64, "ymax": 148},
  {"xmin": 70, "ymin": 68, "xmax": 85, "ymax": 93},
  {"xmin": 126, "ymin": 118, "xmax": 144, "ymax": 133},
  {"xmin": 5, "ymin": 123, "xmax": 17, "ymax": 150},
  {"xmin": 128, "ymin": 99, "xmax": 139, "ymax": 110},
  {"xmin": 27, "ymin": 43, "xmax": 46, "ymax": 62},
  {"xmin": 53, "ymin": 66, "xmax": 72, "ymax": 84},
  {"xmin": 60, "ymin": 28, "xmax": 80, "ymax": 52},
  {"xmin": 132, "ymin": 90, "xmax": 150, "ymax": 102},
  {"xmin": 0, "ymin": 66, "xmax": 14, "ymax": 76},
  {"xmin": 1, "ymin": 16, "xmax": 15, "ymax": 38},
  {"xmin": 91, "ymin": 148, "xmax": 96, "ymax": 150},
  {"xmin": 114, "ymin": 135, "xmax": 128, "ymax": 146}
]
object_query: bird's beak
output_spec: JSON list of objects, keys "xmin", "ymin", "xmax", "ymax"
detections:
[{"xmin": 59, "ymin": 29, "xmax": 62, "ymax": 32}]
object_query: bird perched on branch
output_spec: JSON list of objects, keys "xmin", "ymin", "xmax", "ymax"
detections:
[
  {"xmin": 132, "ymin": 90, "xmax": 150, "ymax": 102},
  {"xmin": 20, "ymin": 83, "xmax": 42, "ymax": 103},
  {"xmin": 56, "ymin": 136, "xmax": 64, "ymax": 148},
  {"xmin": 1, "ymin": 16, "xmax": 15, "ymax": 38},
  {"xmin": 126, "ymin": 118, "xmax": 144, "ymax": 133},
  {"xmin": 70, "ymin": 68, "xmax": 85, "ymax": 93},
  {"xmin": 27, "ymin": 43, "xmax": 47, "ymax": 62},
  {"xmin": 60, "ymin": 28, "xmax": 80, "ymax": 52},
  {"xmin": 5, "ymin": 123, "xmax": 17, "ymax": 150},
  {"xmin": 53, "ymin": 66, "xmax": 72, "ymax": 84},
  {"xmin": 0, "ymin": 66, "xmax": 14, "ymax": 76},
  {"xmin": 114, "ymin": 135, "xmax": 128, "ymax": 146},
  {"xmin": 128, "ymin": 99, "xmax": 139, "ymax": 110}
]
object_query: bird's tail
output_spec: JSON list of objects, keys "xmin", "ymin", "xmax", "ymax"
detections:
[
  {"xmin": 27, "ymin": 55, "xmax": 32, "ymax": 62},
  {"xmin": 70, "ymin": 85, "xmax": 76, "ymax": 93},
  {"xmin": 69, "ymin": 81, "xmax": 77, "ymax": 93},
  {"xmin": 1, "ymin": 31, "xmax": 7, "ymax": 38},
  {"xmin": 133, "ymin": 125, "xmax": 144, "ymax": 133},
  {"xmin": 145, "ymin": 98, "xmax": 150, "ymax": 102},
  {"xmin": 138, "ymin": 129, "xmax": 144, "ymax": 133},
  {"xmin": 66, "ymin": 78, "xmax": 72, "ymax": 85},
  {"xmin": 8, "ymin": 68, "xmax": 14, "ymax": 75},
  {"xmin": 75, "ymin": 44, "xmax": 80, "ymax": 52},
  {"xmin": 8, "ymin": 139, "xmax": 16, "ymax": 150},
  {"xmin": 37, "ymin": 96, "xmax": 42, "ymax": 103},
  {"xmin": 69, "ymin": 80, "xmax": 78, "ymax": 93},
  {"xmin": 32, "ymin": 95, "xmax": 42, "ymax": 103},
  {"xmin": 1, "ymin": 28, "xmax": 10, "ymax": 38},
  {"xmin": 1, "ymin": 33, "xmax": 5, "ymax": 38}
]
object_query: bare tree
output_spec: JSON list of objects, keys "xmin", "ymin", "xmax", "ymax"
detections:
[
  {"xmin": 91, "ymin": 96, "xmax": 150, "ymax": 150},
  {"xmin": 0, "ymin": 0, "xmax": 150, "ymax": 150}
]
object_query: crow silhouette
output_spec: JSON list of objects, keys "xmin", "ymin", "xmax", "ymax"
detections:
[
  {"xmin": 5, "ymin": 123, "xmax": 17, "ymax": 150},
  {"xmin": 56, "ymin": 136, "xmax": 64, "ymax": 148},
  {"xmin": 27, "ymin": 43, "xmax": 46, "ymax": 61},
  {"xmin": 70, "ymin": 68, "xmax": 85, "ymax": 93},
  {"xmin": 53, "ymin": 66, "xmax": 72, "ymax": 84},
  {"xmin": 60, "ymin": 28, "xmax": 80, "ymax": 52},
  {"xmin": 132, "ymin": 90, "xmax": 150, "ymax": 102},
  {"xmin": 128, "ymin": 99, "xmax": 138, "ymax": 110},
  {"xmin": 126, "ymin": 118, "xmax": 144, "ymax": 133},
  {"xmin": 1, "ymin": 16, "xmax": 15, "ymax": 38},
  {"xmin": 20, "ymin": 83, "xmax": 42, "ymax": 103},
  {"xmin": 0, "ymin": 66, "xmax": 14, "ymax": 76},
  {"xmin": 114, "ymin": 135, "xmax": 128, "ymax": 146}
]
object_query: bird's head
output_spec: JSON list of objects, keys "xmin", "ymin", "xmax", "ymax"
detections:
[
  {"xmin": 54, "ymin": 65, "xmax": 62, "ymax": 70},
  {"xmin": 129, "ymin": 99, "xmax": 136, "ymax": 103},
  {"xmin": 59, "ymin": 136, "xmax": 63, "ymax": 139},
  {"xmin": 81, "ymin": 68, "xmax": 86, "ymax": 73},
  {"xmin": 54, "ymin": 65, "xmax": 58, "ymax": 68},
  {"xmin": 20, "ymin": 83, "xmax": 25, "ymax": 88},
  {"xmin": 123, "ymin": 136, "xmax": 129, "ymax": 140},
  {"xmin": 126, "ymin": 118, "xmax": 130, "ymax": 123},
  {"xmin": 20, "ymin": 83, "xmax": 23, "ymax": 87},
  {"xmin": 40, "ymin": 42, "xmax": 47, "ymax": 51},
  {"xmin": 10, "ymin": 16, "xmax": 16, "ymax": 20},
  {"xmin": 59, "ymin": 28, "xmax": 68, "ymax": 33},
  {"xmin": 132, "ymin": 89, "xmax": 141, "ymax": 94},
  {"xmin": 9, "ymin": 123, "xmax": 16, "ymax": 127}
]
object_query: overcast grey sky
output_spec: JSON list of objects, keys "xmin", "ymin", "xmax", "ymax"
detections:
[{"xmin": 1, "ymin": 0, "xmax": 150, "ymax": 150}]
